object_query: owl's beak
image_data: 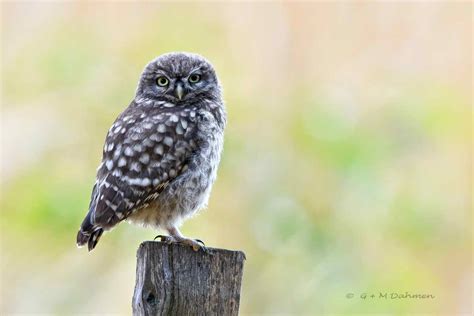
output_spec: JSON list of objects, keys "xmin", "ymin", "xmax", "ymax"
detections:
[{"xmin": 175, "ymin": 83, "xmax": 185, "ymax": 100}]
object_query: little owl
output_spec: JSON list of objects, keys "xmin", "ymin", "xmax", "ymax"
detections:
[{"xmin": 76, "ymin": 52, "xmax": 226, "ymax": 251}]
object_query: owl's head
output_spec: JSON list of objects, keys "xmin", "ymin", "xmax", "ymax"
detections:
[{"xmin": 135, "ymin": 52, "xmax": 221, "ymax": 105}]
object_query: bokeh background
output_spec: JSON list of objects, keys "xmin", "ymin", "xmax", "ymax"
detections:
[{"xmin": 1, "ymin": 2, "xmax": 472, "ymax": 315}]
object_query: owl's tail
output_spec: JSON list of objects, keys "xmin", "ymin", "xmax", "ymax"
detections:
[{"xmin": 76, "ymin": 212, "xmax": 104, "ymax": 251}]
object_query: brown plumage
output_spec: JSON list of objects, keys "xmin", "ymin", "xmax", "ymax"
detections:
[{"xmin": 77, "ymin": 52, "xmax": 226, "ymax": 251}]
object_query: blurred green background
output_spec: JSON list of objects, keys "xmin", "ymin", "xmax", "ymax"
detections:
[{"xmin": 1, "ymin": 2, "xmax": 472, "ymax": 315}]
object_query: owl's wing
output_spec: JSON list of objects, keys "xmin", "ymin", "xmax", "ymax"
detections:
[{"xmin": 77, "ymin": 106, "xmax": 197, "ymax": 250}]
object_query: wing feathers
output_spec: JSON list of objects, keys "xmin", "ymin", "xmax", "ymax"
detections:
[{"xmin": 77, "ymin": 105, "xmax": 198, "ymax": 250}]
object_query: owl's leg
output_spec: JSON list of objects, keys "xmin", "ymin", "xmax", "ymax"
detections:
[{"xmin": 156, "ymin": 226, "xmax": 205, "ymax": 252}]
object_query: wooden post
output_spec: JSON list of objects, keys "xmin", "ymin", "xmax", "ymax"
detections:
[{"xmin": 132, "ymin": 241, "xmax": 246, "ymax": 316}]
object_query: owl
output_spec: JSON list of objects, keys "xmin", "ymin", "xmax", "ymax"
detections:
[{"xmin": 76, "ymin": 52, "xmax": 226, "ymax": 251}]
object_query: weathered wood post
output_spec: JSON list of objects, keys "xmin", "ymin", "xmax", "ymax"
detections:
[{"xmin": 132, "ymin": 241, "xmax": 246, "ymax": 316}]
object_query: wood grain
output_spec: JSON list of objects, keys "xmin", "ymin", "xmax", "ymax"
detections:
[{"xmin": 132, "ymin": 241, "xmax": 246, "ymax": 316}]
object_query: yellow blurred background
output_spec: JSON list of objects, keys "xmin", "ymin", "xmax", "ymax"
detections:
[{"xmin": 1, "ymin": 2, "xmax": 472, "ymax": 315}]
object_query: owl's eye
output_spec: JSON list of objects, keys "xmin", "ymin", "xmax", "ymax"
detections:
[
  {"xmin": 156, "ymin": 76, "xmax": 169, "ymax": 87},
  {"xmin": 188, "ymin": 74, "xmax": 201, "ymax": 84}
]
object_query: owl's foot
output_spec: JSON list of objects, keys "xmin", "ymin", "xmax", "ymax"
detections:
[
  {"xmin": 177, "ymin": 237, "xmax": 205, "ymax": 252},
  {"xmin": 154, "ymin": 234, "xmax": 172, "ymax": 242},
  {"xmin": 154, "ymin": 234, "xmax": 206, "ymax": 252}
]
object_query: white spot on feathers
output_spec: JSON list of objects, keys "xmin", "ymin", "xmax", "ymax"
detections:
[
  {"xmin": 163, "ymin": 136, "xmax": 173, "ymax": 147},
  {"xmin": 106, "ymin": 160, "xmax": 114, "ymax": 170},
  {"xmin": 143, "ymin": 122, "xmax": 153, "ymax": 129},
  {"xmin": 150, "ymin": 134, "xmax": 162, "ymax": 142},
  {"xmin": 113, "ymin": 144, "xmax": 122, "ymax": 159},
  {"xmin": 105, "ymin": 200, "xmax": 118, "ymax": 211},
  {"xmin": 169, "ymin": 169, "xmax": 176, "ymax": 177},
  {"xmin": 124, "ymin": 147, "xmax": 134, "ymax": 157},
  {"xmin": 170, "ymin": 114, "xmax": 179, "ymax": 122},
  {"xmin": 130, "ymin": 162, "xmax": 141, "ymax": 172},
  {"xmin": 157, "ymin": 124, "xmax": 166, "ymax": 133},
  {"xmin": 112, "ymin": 169, "xmax": 122, "ymax": 177},
  {"xmin": 139, "ymin": 153, "xmax": 150, "ymax": 164},
  {"xmin": 176, "ymin": 124, "xmax": 184, "ymax": 135},
  {"xmin": 124, "ymin": 176, "xmax": 151, "ymax": 187},
  {"xmin": 118, "ymin": 157, "xmax": 127, "ymax": 167},
  {"xmin": 133, "ymin": 144, "xmax": 143, "ymax": 152}
]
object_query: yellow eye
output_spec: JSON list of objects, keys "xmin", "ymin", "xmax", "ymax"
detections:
[
  {"xmin": 189, "ymin": 74, "xmax": 201, "ymax": 83},
  {"xmin": 156, "ymin": 76, "xmax": 169, "ymax": 87}
]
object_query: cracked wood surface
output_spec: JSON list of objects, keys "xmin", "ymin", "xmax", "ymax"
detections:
[{"xmin": 133, "ymin": 241, "xmax": 246, "ymax": 316}]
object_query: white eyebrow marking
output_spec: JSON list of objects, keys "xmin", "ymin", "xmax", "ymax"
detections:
[{"xmin": 189, "ymin": 66, "xmax": 202, "ymax": 75}]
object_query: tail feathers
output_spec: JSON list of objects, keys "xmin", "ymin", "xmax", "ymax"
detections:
[
  {"xmin": 77, "ymin": 228, "xmax": 104, "ymax": 251},
  {"xmin": 77, "ymin": 211, "xmax": 104, "ymax": 251}
]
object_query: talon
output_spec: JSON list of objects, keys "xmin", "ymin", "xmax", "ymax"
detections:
[
  {"xmin": 154, "ymin": 235, "xmax": 175, "ymax": 244},
  {"xmin": 195, "ymin": 239, "xmax": 206, "ymax": 247},
  {"xmin": 193, "ymin": 240, "xmax": 207, "ymax": 252},
  {"xmin": 154, "ymin": 235, "xmax": 165, "ymax": 241},
  {"xmin": 164, "ymin": 227, "xmax": 207, "ymax": 252},
  {"xmin": 176, "ymin": 238, "xmax": 205, "ymax": 252}
]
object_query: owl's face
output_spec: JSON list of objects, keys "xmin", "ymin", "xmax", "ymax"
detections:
[{"xmin": 136, "ymin": 52, "xmax": 221, "ymax": 105}]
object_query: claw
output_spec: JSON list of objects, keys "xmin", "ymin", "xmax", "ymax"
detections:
[
  {"xmin": 154, "ymin": 235, "xmax": 165, "ymax": 241},
  {"xmin": 194, "ymin": 239, "xmax": 206, "ymax": 247},
  {"xmin": 154, "ymin": 235, "xmax": 175, "ymax": 244},
  {"xmin": 178, "ymin": 238, "xmax": 206, "ymax": 252},
  {"xmin": 194, "ymin": 239, "xmax": 208, "ymax": 253},
  {"xmin": 154, "ymin": 232, "xmax": 206, "ymax": 252}
]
